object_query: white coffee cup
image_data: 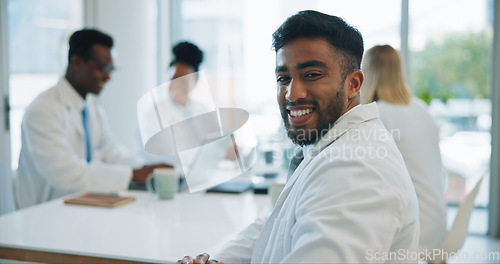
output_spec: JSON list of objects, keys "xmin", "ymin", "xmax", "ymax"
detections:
[{"xmin": 146, "ymin": 168, "xmax": 178, "ymax": 200}]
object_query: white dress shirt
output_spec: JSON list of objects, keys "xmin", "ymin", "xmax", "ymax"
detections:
[
  {"xmin": 377, "ymin": 98, "xmax": 447, "ymax": 252},
  {"xmin": 215, "ymin": 102, "xmax": 420, "ymax": 263},
  {"xmin": 15, "ymin": 78, "xmax": 143, "ymax": 209}
]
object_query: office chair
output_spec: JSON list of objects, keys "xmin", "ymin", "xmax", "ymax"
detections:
[{"xmin": 424, "ymin": 175, "xmax": 485, "ymax": 264}]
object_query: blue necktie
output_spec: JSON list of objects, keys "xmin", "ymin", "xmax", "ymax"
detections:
[
  {"xmin": 287, "ymin": 148, "xmax": 304, "ymax": 180},
  {"xmin": 82, "ymin": 106, "xmax": 91, "ymax": 162}
]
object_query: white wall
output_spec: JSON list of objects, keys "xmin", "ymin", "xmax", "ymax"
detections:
[{"xmin": 85, "ymin": 0, "xmax": 159, "ymax": 155}]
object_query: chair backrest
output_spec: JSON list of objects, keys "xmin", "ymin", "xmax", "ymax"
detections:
[{"xmin": 426, "ymin": 176, "xmax": 484, "ymax": 263}]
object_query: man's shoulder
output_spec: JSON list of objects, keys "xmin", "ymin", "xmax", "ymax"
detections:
[
  {"xmin": 337, "ymin": 117, "xmax": 394, "ymax": 146},
  {"xmin": 315, "ymin": 117, "xmax": 415, "ymax": 191},
  {"xmin": 24, "ymin": 86, "xmax": 64, "ymax": 118},
  {"xmin": 311, "ymin": 117, "xmax": 408, "ymax": 179},
  {"xmin": 299, "ymin": 135, "xmax": 416, "ymax": 208}
]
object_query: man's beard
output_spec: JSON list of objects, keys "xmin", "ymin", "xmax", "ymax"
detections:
[{"xmin": 280, "ymin": 89, "xmax": 346, "ymax": 146}]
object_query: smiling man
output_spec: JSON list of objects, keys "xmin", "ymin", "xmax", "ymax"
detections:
[
  {"xmin": 178, "ymin": 11, "xmax": 420, "ymax": 264},
  {"xmin": 276, "ymin": 37, "xmax": 359, "ymax": 146},
  {"xmin": 14, "ymin": 29, "xmax": 169, "ymax": 209}
]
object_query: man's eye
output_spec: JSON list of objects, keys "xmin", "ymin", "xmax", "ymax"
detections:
[
  {"xmin": 305, "ymin": 73, "xmax": 321, "ymax": 78},
  {"xmin": 277, "ymin": 76, "xmax": 290, "ymax": 83}
]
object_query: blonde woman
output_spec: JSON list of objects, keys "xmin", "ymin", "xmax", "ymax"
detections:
[{"xmin": 361, "ymin": 44, "xmax": 447, "ymax": 253}]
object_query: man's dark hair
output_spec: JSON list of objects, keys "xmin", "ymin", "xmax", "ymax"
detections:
[
  {"xmin": 68, "ymin": 29, "xmax": 113, "ymax": 63},
  {"xmin": 170, "ymin": 41, "xmax": 204, "ymax": 72},
  {"xmin": 272, "ymin": 10, "xmax": 364, "ymax": 77}
]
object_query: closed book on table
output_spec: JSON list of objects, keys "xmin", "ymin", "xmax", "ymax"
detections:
[{"xmin": 64, "ymin": 193, "xmax": 135, "ymax": 208}]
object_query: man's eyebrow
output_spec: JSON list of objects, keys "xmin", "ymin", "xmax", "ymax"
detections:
[
  {"xmin": 297, "ymin": 60, "xmax": 328, "ymax": 70},
  {"xmin": 275, "ymin": 60, "xmax": 328, "ymax": 74},
  {"xmin": 275, "ymin": 65, "xmax": 288, "ymax": 74}
]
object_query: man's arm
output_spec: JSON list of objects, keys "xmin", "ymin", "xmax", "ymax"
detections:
[
  {"xmin": 178, "ymin": 214, "xmax": 268, "ymax": 264},
  {"xmin": 23, "ymin": 102, "xmax": 132, "ymax": 192},
  {"xmin": 90, "ymin": 98, "xmax": 172, "ymax": 183},
  {"xmin": 213, "ymin": 215, "xmax": 267, "ymax": 263}
]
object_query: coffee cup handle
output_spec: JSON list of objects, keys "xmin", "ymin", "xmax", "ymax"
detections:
[{"xmin": 146, "ymin": 173, "xmax": 155, "ymax": 193}]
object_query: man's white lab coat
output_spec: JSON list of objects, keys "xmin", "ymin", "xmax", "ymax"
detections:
[
  {"xmin": 215, "ymin": 103, "xmax": 420, "ymax": 263},
  {"xmin": 15, "ymin": 78, "xmax": 143, "ymax": 209}
]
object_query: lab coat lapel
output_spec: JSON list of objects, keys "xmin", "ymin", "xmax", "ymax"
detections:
[
  {"xmin": 311, "ymin": 102, "xmax": 379, "ymax": 156},
  {"xmin": 251, "ymin": 103, "xmax": 380, "ymax": 262},
  {"xmin": 251, "ymin": 146, "xmax": 315, "ymax": 261},
  {"xmin": 282, "ymin": 104, "xmax": 380, "ymax": 189},
  {"xmin": 72, "ymin": 107, "xmax": 85, "ymax": 137},
  {"xmin": 55, "ymin": 78, "xmax": 86, "ymax": 137},
  {"xmin": 270, "ymin": 103, "xmax": 380, "ymax": 216}
]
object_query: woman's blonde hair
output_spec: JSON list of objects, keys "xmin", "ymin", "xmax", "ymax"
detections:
[{"xmin": 360, "ymin": 45, "xmax": 412, "ymax": 105}]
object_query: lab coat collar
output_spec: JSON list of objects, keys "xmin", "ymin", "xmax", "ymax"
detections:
[
  {"xmin": 284, "ymin": 102, "xmax": 380, "ymax": 200},
  {"xmin": 55, "ymin": 77, "xmax": 87, "ymax": 136},
  {"xmin": 288, "ymin": 102, "xmax": 380, "ymax": 175},
  {"xmin": 253, "ymin": 103, "xmax": 381, "ymax": 263},
  {"xmin": 56, "ymin": 77, "xmax": 86, "ymax": 112},
  {"xmin": 307, "ymin": 102, "xmax": 380, "ymax": 157}
]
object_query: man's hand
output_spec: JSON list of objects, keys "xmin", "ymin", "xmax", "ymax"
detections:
[
  {"xmin": 177, "ymin": 253, "xmax": 223, "ymax": 264},
  {"xmin": 132, "ymin": 164, "xmax": 172, "ymax": 183}
]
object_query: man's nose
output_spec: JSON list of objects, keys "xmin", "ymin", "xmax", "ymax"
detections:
[
  {"xmin": 103, "ymin": 72, "xmax": 111, "ymax": 81},
  {"xmin": 285, "ymin": 79, "xmax": 307, "ymax": 102}
]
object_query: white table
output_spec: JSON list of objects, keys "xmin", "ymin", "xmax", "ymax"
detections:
[{"xmin": 0, "ymin": 191, "xmax": 271, "ymax": 263}]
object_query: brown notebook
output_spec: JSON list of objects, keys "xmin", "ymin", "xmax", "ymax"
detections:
[{"xmin": 64, "ymin": 193, "xmax": 135, "ymax": 208}]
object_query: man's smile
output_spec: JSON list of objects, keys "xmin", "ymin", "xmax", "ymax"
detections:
[{"xmin": 287, "ymin": 106, "xmax": 315, "ymax": 125}]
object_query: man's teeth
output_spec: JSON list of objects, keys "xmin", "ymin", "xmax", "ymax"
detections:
[{"xmin": 290, "ymin": 109, "xmax": 312, "ymax": 117}]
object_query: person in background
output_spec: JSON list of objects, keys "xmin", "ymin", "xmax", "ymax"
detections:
[
  {"xmin": 139, "ymin": 41, "xmax": 209, "ymax": 174},
  {"xmin": 139, "ymin": 41, "xmax": 238, "ymax": 191},
  {"xmin": 14, "ymin": 29, "xmax": 170, "ymax": 209},
  {"xmin": 177, "ymin": 11, "xmax": 419, "ymax": 263},
  {"xmin": 361, "ymin": 44, "xmax": 447, "ymax": 253},
  {"xmin": 168, "ymin": 41, "xmax": 205, "ymax": 111}
]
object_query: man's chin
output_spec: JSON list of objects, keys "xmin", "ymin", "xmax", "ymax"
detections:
[
  {"xmin": 92, "ymin": 87, "xmax": 104, "ymax": 95},
  {"xmin": 286, "ymin": 127, "xmax": 319, "ymax": 146}
]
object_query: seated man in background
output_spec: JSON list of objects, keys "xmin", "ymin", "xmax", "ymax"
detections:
[
  {"xmin": 178, "ymin": 10, "xmax": 420, "ymax": 263},
  {"xmin": 14, "ymin": 29, "xmax": 169, "ymax": 209}
]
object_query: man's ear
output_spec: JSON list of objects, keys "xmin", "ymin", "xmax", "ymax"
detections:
[
  {"xmin": 345, "ymin": 70, "xmax": 364, "ymax": 99},
  {"xmin": 70, "ymin": 55, "xmax": 83, "ymax": 71}
]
